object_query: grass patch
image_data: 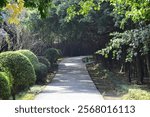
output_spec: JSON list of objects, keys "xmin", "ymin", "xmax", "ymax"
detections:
[
  {"xmin": 86, "ymin": 61, "xmax": 120, "ymax": 99},
  {"xmin": 16, "ymin": 85, "xmax": 45, "ymax": 100},
  {"xmin": 16, "ymin": 68, "xmax": 58, "ymax": 100},
  {"xmin": 122, "ymin": 86, "xmax": 150, "ymax": 100}
]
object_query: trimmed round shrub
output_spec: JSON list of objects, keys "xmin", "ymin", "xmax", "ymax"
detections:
[
  {"xmin": 35, "ymin": 63, "xmax": 48, "ymax": 83},
  {"xmin": 38, "ymin": 56, "xmax": 51, "ymax": 70},
  {"xmin": 0, "ymin": 72, "xmax": 11, "ymax": 99},
  {"xmin": 17, "ymin": 50, "xmax": 48, "ymax": 84},
  {"xmin": 17, "ymin": 50, "xmax": 39, "ymax": 67},
  {"xmin": 44, "ymin": 48, "xmax": 60, "ymax": 65},
  {"xmin": 0, "ymin": 51, "xmax": 36, "ymax": 95}
]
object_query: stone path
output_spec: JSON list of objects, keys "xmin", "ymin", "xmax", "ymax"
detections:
[{"xmin": 35, "ymin": 56, "xmax": 103, "ymax": 100}]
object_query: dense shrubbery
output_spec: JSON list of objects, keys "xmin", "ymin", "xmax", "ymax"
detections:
[
  {"xmin": 0, "ymin": 49, "xmax": 55, "ymax": 99},
  {"xmin": 0, "ymin": 51, "xmax": 36, "ymax": 99},
  {"xmin": 44, "ymin": 48, "xmax": 60, "ymax": 65},
  {"xmin": 35, "ymin": 63, "xmax": 48, "ymax": 83},
  {"xmin": 0, "ymin": 72, "xmax": 11, "ymax": 99},
  {"xmin": 17, "ymin": 50, "xmax": 39, "ymax": 67},
  {"xmin": 17, "ymin": 50, "xmax": 49, "ymax": 84},
  {"xmin": 38, "ymin": 56, "xmax": 51, "ymax": 71}
]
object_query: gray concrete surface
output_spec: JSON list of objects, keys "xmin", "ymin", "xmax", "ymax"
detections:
[{"xmin": 35, "ymin": 56, "xmax": 103, "ymax": 100}]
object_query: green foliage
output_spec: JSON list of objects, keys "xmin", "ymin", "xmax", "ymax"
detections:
[
  {"xmin": 1, "ymin": 0, "xmax": 149, "ymax": 26},
  {"xmin": 38, "ymin": 56, "xmax": 51, "ymax": 70},
  {"xmin": 0, "ymin": 0, "xmax": 7, "ymax": 8},
  {"xmin": 17, "ymin": 50, "xmax": 48, "ymax": 84},
  {"xmin": 34, "ymin": 63, "xmax": 48, "ymax": 83},
  {"xmin": 26, "ymin": 1, "xmax": 114, "ymax": 56},
  {"xmin": 17, "ymin": 50, "xmax": 39, "ymax": 67},
  {"xmin": 44, "ymin": 48, "xmax": 60, "ymax": 65},
  {"xmin": 0, "ymin": 0, "xmax": 52, "ymax": 20},
  {"xmin": 66, "ymin": 0, "xmax": 150, "ymax": 28},
  {"xmin": 18, "ymin": 50, "xmax": 48, "ymax": 83},
  {"xmin": 0, "ymin": 51, "xmax": 36, "ymax": 94},
  {"xmin": 66, "ymin": 0, "xmax": 101, "ymax": 21},
  {"xmin": 96, "ymin": 24, "xmax": 150, "ymax": 62},
  {"xmin": 0, "ymin": 72, "xmax": 11, "ymax": 99},
  {"xmin": 24, "ymin": 0, "xmax": 53, "ymax": 18},
  {"xmin": 110, "ymin": 0, "xmax": 150, "ymax": 27}
]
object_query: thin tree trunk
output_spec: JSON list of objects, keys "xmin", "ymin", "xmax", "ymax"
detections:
[
  {"xmin": 128, "ymin": 63, "xmax": 131, "ymax": 83},
  {"xmin": 11, "ymin": 89, "xmax": 16, "ymax": 100},
  {"xmin": 146, "ymin": 54, "xmax": 150, "ymax": 78},
  {"xmin": 136, "ymin": 53, "xmax": 144, "ymax": 84}
]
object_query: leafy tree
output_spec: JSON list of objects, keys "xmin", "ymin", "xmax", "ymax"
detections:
[
  {"xmin": 96, "ymin": 24, "xmax": 150, "ymax": 62},
  {"xmin": 66, "ymin": 0, "xmax": 150, "ymax": 26}
]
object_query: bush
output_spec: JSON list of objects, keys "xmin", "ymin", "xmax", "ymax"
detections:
[
  {"xmin": 38, "ymin": 56, "xmax": 51, "ymax": 71},
  {"xmin": 17, "ymin": 50, "xmax": 48, "ymax": 84},
  {"xmin": 0, "ymin": 51, "xmax": 36, "ymax": 99},
  {"xmin": 0, "ymin": 72, "xmax": 11, "ymax": 99},
  {"xmin": 34, "ymin": 63, "xmax": 48, "ymax": 83},
  {"xmin": 44, "ymin": 48, "xmax": 60, "ymax": 65},
  {"xmin": 17, "ymin": 50, "xmax": 39, "ymax": 67}
]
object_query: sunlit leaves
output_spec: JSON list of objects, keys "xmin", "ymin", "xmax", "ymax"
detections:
[
  {"xmin": 78, "ymin": 0, "xmax": 100, "ymax": 15},
  {"xmin": 66, "ymin": 0, "xmax": 150, "ymax": 27},
  {"xmin": 6, "ymin": 0, "xmax": 25, "ymax": 25},
  {"xmin": 110, "ymin": 0, "xmax": 150, "ymax": 27},
  {"xmin": 66, "ymin": 0, "xmax": 101, "ymax": 21},
  {"xmin": 66, "ymin": 5, "xmax": 77, "ymax": 22}
]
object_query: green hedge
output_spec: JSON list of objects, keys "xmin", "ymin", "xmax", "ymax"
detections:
[
  {"xmin": 0, "ymin": 51, "xmax": 36, "ymax": 98},
  {"xmin": 35, "ymin": 63, "xmax": 48, "ymax": 83},
  {"xmin": 44, "ymin": 48, "xmax": 60, "ymax": 65},
  {"xmin": 17, "ymin": 50, "xmax": 39, "ymax": 67},
  {"xmin": 38, "ymin": 56, "xmax": 51, "ymax": 71},
  {"xmin": 17, "ymin": 50, "xmax": 48, "ymax": 84},
  {"xmin": 0, "ymin": 72, "xmax": 11, "ymax": 99},
  {"xmin": 0, "ymin": 50, "xmax": 51, "ymax": 99}
]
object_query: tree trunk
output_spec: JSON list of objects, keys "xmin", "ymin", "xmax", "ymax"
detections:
[
  {"xmin": 120, "ymin": 62, "xmax": 126, "ymax": 73},
  {"xmin": 136, "ymin": 53, "xmax": 144, "ymax": 84},
  {"xmin": 146, "ymin": 54, "xmax": 150, "ymax": 78},
  {"xmin": 11, "ymin": 89, "xmax": 16, "ymax": 100},
  {"xmin": 128, "ymin": 63, "xmax": 131, "ymax": 83}
]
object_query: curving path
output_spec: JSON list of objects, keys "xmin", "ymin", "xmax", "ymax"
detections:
[{"xmin": 35, "ymin": 56, "xmax": 103, "ymax": 100}]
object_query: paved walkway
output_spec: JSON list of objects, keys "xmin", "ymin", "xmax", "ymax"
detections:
[{"xmin": 35, "ymin": 56, "xmax": 103, "ymax": 100}]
